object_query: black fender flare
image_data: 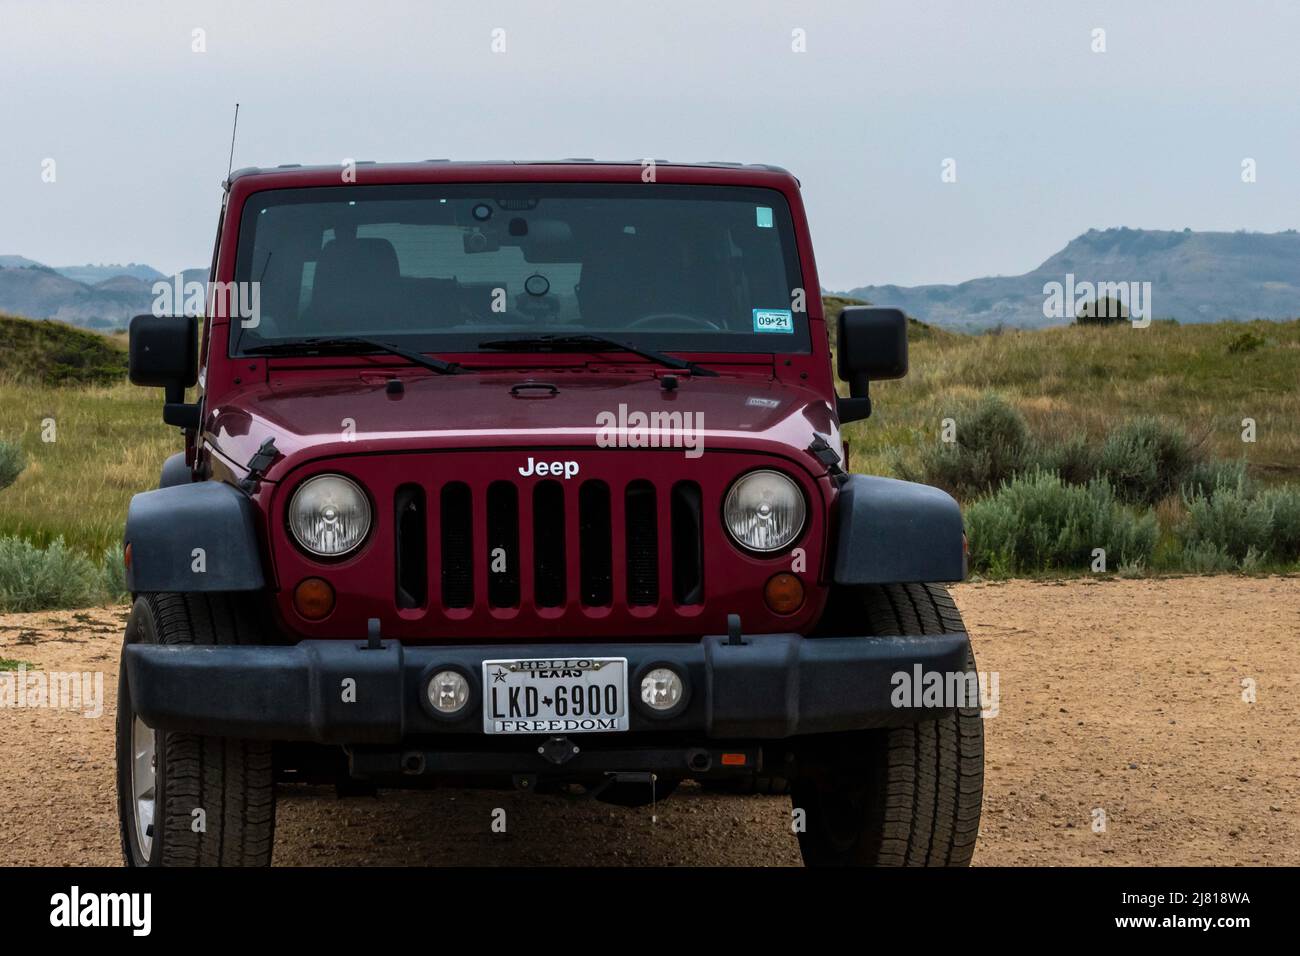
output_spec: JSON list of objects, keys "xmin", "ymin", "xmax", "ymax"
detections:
[
  {"xmin": 124, "ymin": 482, "xmax": 266, "ymax": 592},
  {"xmin": 158, "ymin": 451, "xmax": 191, "ymax": 488},
  {"xmin": 832, "ymin": 475, "xmax": 965, "ymax": 584}
]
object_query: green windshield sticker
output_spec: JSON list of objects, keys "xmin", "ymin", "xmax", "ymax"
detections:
[
  {"xmin": 755, "ymin": 205, "xmax": 773, "ymax": 228},
  {"xmin": 753, "ymin": 308, "xmax": 794, "ymax": 333}
]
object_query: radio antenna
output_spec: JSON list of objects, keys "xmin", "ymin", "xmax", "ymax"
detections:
[{"xmin": 225, "ymin": 103, "xmax": 240, "ymax": 182}]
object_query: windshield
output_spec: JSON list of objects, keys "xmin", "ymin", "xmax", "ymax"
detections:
[{"xmin": 229, "ymin": 183, "xmax": 809, "ymax": 356}]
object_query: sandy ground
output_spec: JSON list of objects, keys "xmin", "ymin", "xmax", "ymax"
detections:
[{"xmin": 1, "ymin": 577, "xmax": 1297, "ymax": 867}]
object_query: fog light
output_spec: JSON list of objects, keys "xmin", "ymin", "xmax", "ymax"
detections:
[
  {"xmin": 427, "ymin": 670, "xmax": 469, "ymax": 715},
  {"xmin": 764, "ymin": 572, "xmax": 804, "ymax": 614},
  {"xmin": 293, "ymin": 577, "xmax": 335, "ymax": 620},
  {"xmin": 640, "ymin": 667, "xmax": 683, "ymax": 712}
]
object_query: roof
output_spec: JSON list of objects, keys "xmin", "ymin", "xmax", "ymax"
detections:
[{"xmin": 224, "ymin": 159, "xmax": 800, "ymax": 192}]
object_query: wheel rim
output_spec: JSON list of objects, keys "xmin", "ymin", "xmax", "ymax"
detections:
[{"xmin": 130, "ymin": 716, "xmax": 157, "ymax": 859}]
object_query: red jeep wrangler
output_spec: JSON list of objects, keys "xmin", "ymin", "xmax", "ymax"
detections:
[{"xmin": 117, "ymin": 160, "xmax": 984, "ymax": 867}]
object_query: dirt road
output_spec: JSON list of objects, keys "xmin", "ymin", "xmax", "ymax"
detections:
[{"xmin": 2, "ymin": 577, "xmax": 1297, "ymax": 866}]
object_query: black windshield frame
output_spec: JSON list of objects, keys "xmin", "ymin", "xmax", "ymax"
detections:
[{"xmin": 229, "ymin": 182, "xmax": 810, "ymax": 357}]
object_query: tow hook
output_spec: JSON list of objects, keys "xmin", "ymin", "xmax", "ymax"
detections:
[
  {"xmin": 727, "ymin": 613, "xmax": 745, "ymax": 646},
  {"xmin": 538, "ymin": 735, "xmax": 580, "ymax": 765}
]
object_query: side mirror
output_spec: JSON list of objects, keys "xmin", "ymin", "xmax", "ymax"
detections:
[
  {"xmin": 129, "ymin": 315, "xmax": 201, "ymax": 429},
  {"xmin": 836, "ymin": 306, "xmax": 908, "ymax": 423}
]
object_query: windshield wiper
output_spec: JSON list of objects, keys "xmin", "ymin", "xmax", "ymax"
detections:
[
  {"xmin": 476, "ymin": 333, "xmax": 718, "ymax": 377},
  {"xmin": 243, "ymin": 337, "xmax": 462, "ymax": 375}
]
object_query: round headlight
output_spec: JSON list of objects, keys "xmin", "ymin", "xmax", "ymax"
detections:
[
  {"xmin": 723, "ymin": 469, "xmax": 806, "ymax": 553},
  {"xmin": 288, "ymin": 474, "xmax": 371, "ymax": 557}
]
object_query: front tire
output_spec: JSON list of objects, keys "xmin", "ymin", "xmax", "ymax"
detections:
[
  {"xmin": 791, "ymin": 583, "xmax": 984, "ymax": 866},
  {"xmin": 116, "ymin": 593, "xmax": 276, "ymax": 866}
]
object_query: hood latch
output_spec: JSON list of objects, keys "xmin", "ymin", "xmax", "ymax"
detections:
[
  {"xmin": 808, "ymin": 434, "xmax": 848, "ymax": 485},
  {"xmin": 238, "ymin": 437, "xmax": 279, "ymax": 494}
]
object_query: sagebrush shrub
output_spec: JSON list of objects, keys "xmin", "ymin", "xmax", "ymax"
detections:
[
  {"xmin": 1027, "ymin": 433, "xmax": 1098, "ymax": 487},
  {"xmin": 1181, "ymin": 457, "xmax": 1250, "ymax": 500},
  {"xmin": 101, "ymin": 543, "xmax": 130, "ymax": 603},
  {"xmin": 1179, "ymin": 479, "xmax": 1273, "ymax": 565},
  {"xmin": 1180, "ymin": 540, "xmax": 1243, "ymax": 573},
  {"xmin": 911, "ymin": 394, "xmax": 1032, "ymax": 498},
  {"xmin": 964, "ymin": 471, "xmax": 1158, "ymax": 574},
  {"xmin": 0, "ymin": 440, "xmax": 25, "ymax": 491},
  {"xmin": 0, "ymin": 536, "xmax": 104, "ymax": 612},
  {"xmin": 1259, "ymin": 485, "xmax": 1300, "ymax": 563},
  {"xmin": 1226, "ymin": 330, "xmax": 1266, "ymax": 354},
  {"xmin": 1097, "ymin": 417, "xmax": 1198, "ymax": 506}
]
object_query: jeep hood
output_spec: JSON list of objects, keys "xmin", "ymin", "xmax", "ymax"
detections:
[{"xmin": 206, "ymin": 369, "xmax": 841, "ymax": 482}]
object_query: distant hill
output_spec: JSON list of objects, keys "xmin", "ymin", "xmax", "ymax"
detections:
[
  {"xmin": 842, "ymin": 228, "xmax": 1300, "ymax": 332},
  {"xmin": 53, "ymin": 263, "xmax": 167, "ymax": 285},
  {"xmin": 0, "ymin": 258, "xmax": 203, "ymax": 330},
  {"xmin": 0, "ymin": 313, "xmax": 128, "ymax": 386},
  {"xmin": 0, "ymin": 255, "xmax": 46, "ymax": 269}
]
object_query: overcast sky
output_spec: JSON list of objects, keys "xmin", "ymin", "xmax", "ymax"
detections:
[{"xmin": 1, "ymin": 0, "xmax": 1297, "ymax": 289}]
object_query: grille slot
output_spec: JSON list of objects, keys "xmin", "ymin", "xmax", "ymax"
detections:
[
  {"xmin": 533, "ymin": 480, "xmax": 566, "ymax": 607},
  {"xmin": 625, "ymin": 480, "xmax": 659, "ymax": 605},
  {"xmin": 440, "ymin": 482, "xmax": 473, "ymax": 608},
  {"xmin": 578, "ymin": 480, "xmax": 613, "ymax": 606},
  {"xmin": 395, "ymin": 484, "xmax": 427, "ymax": 609},
  {"xmin": 486, "ymin": 481, "xmax": 520, "ymax": 608},
  {"xmin": 671, "ymin": 481, "xmax": 704, "ymax": 605}
]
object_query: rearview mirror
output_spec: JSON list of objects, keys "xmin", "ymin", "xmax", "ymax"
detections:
[
  {"xmin": 836, "ymin": 306, "xmax": 908, "ymax": 423},
  {"xmin": 129, "ymin": 315, "xmax": 201, "ymax": 429}
]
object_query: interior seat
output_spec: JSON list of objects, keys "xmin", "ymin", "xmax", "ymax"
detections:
[{"xmin": 306, "ymin": 237, "xmax": 402, "ymax": 333}]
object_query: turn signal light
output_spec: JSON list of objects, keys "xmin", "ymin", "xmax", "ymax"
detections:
[
  {"xmin": 293, "ymin": 577, "xmax": 335, "ymax": 620},
  {"xmin": 763, "ymin": 572, "xmax": 804, "ymax": 614}
]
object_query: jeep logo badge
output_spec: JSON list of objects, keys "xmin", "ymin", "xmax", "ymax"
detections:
[{"xmin": 518, "ymin": 457, "xmax": 579, "ymax": 479}]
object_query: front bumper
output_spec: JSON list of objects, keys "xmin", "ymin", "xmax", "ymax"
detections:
[{"xmin": 125, "ymin": 631, "xmax": 971, "ymax": 744}]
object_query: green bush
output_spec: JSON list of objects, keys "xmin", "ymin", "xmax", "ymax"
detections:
[
  {"xmin": 1028, "ymin": 433, "xmax": 1099, "ymax": 487},
  {"xmin": 1097, "ymin": 417, "xmax": 1198, "ymax": 505},
  {"xmin": 1180, "ymin": 541, "xmax": 1253, "ymax": 573},
  {"xmin": 1179, "ymin": 479, "xmax": 1273, "ymax": 567},
  {"xmin": 1075, "ymin": 296, "xmax": 1129, "ymax": 326},
  {"xmin": 1226, "ymin": 330, "xmax": 1267, "ymax": 354},
  {"xmin": 0, "ymin": 535, "xmax": 104, "ymax": 612},
  {"xmin": 1259, "ymin": 485, "xmax": 1300, "ymax": 563},
  {"xmin": 908, "ymin": 395, "xmax": 1032, "ymax": 497},
  {"xmin": 1181, "ymin": 458, "xmax": 1250, "ymax": 500},
  {"xmin": 0, "ymin": 440, "xmax": 26, "ymax": 491},
  {"xmin": 101, "ymin": 542, "xmax": 130, "ymax": 603},
  {"xmin": 965, "ymin": 471, "xmax": 1158, "ymax": 575}
]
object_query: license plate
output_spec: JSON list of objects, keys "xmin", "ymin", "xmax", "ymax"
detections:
[{"xmin": 481, "ymin": 657, "xmax": 629, "ymax": 734}]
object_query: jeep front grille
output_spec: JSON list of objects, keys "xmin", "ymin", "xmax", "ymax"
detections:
[{"xmin": 394, "ymin": 475, "xmax": 705, "ymax": 617}]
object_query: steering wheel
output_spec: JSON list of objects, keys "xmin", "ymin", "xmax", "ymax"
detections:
[{"xmin": 624, "ymin": 312, "xmax": 723, "ymax": 331}]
